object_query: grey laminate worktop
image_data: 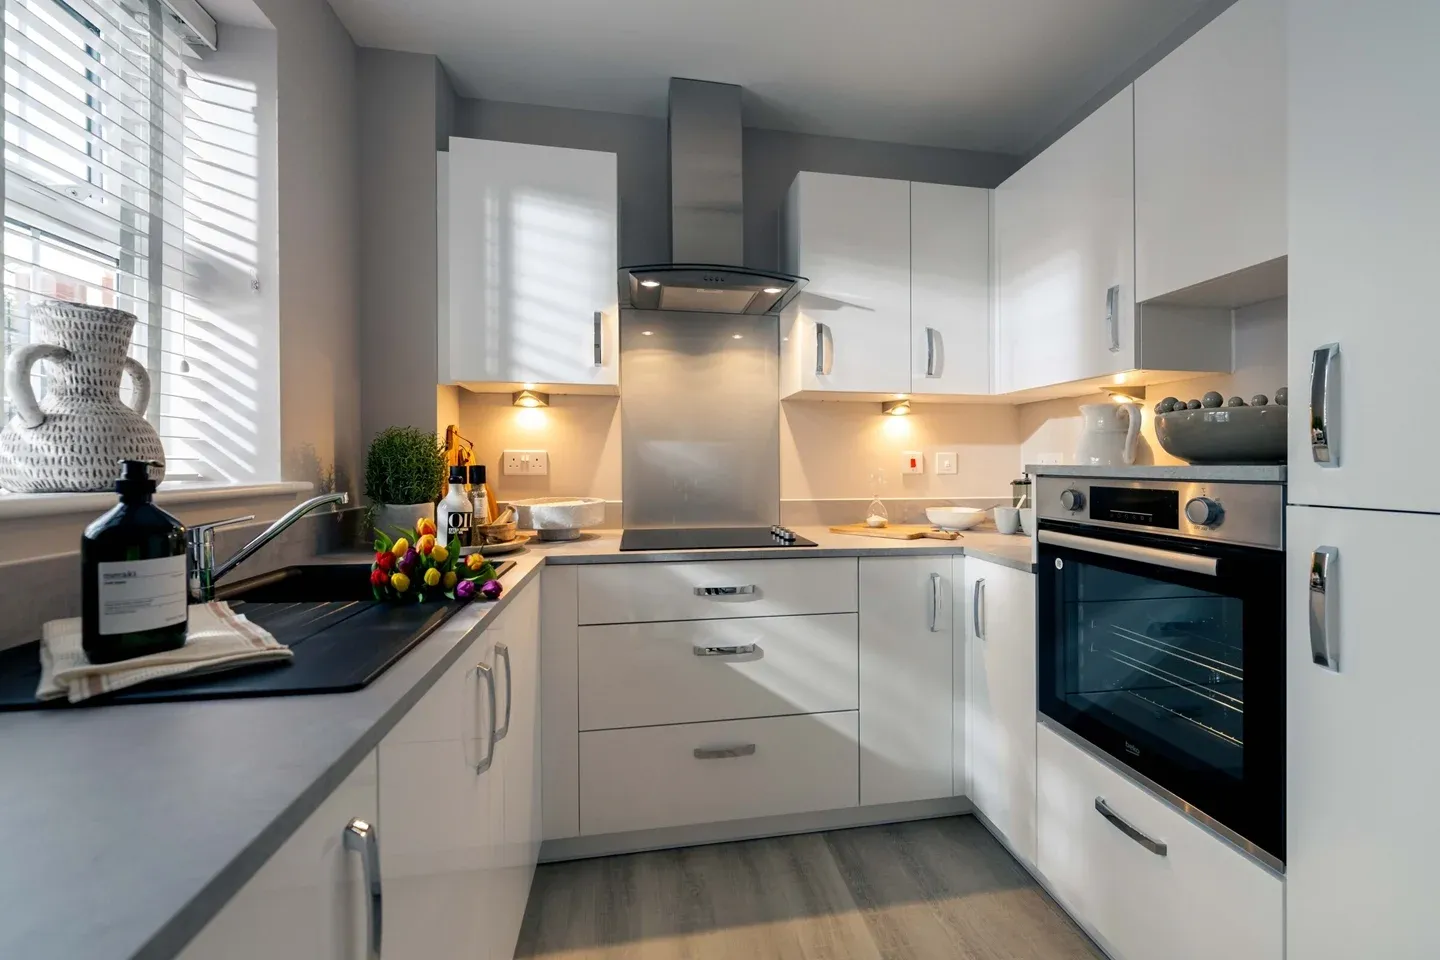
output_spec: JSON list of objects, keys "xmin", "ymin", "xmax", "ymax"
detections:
[{"xmin": 1027, "ymin": 463, "xmax": 1286, "ymax": 482}]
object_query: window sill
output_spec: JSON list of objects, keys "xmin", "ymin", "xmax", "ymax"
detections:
[{"xmin": 0, "ymin": 481, "xmax": 316, "ymax": 521}]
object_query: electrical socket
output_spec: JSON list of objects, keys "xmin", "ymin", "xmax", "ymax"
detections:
[
  {"xmin": 502, "ymin": 450, "xmax": 549, "ymax": 476},
  {"xmin": 901, "ymin": 451, "xmax": 924, "ymax": 475},
  {"xmin": 935, "ymin": 451, "xmax": 958, "ymax": 475}
]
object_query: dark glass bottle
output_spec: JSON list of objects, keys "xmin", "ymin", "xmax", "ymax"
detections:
[{"xmin": 81, "ymin": 460, "xmax": 189, "ymax": 663}]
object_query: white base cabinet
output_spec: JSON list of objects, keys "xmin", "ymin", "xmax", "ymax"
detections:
[{"xmin": 1037, "ymin": 723, "xmax": 1282, "ymax": 960}]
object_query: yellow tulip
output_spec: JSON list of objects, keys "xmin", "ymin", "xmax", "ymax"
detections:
[
  {"xmin": 391, "ymin": 537, "xmax": 409, "ymax": 557},
  {"xmin": 443, "ymin": 571, "xmax": 457, "ymax": 590},
  {"xmin": 424, "ymin": 567, "xmax": 441, "ymax": 587},
  {"xmin": 390, "ymin": 572, "xmax": 411, "ymax": 593},
  {"xmin": 416, "ymin": 534, "xmax": 436, "ymax": 555},
  {"xmin": 466, "ymin": 553, "xmax": 486, "ymax": 571},
  {"xmin": 431, "ymin": 544, "xmax": 449, "ymax": 564}
]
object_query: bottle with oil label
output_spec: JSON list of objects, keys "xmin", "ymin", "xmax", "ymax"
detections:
[
  {"xmin": 437, "ymin": 464, "xmax": 473, "ymax": 545},
  {"xmin": 81, "ymin": 459, "xmax": 188, "ymax": 663}
]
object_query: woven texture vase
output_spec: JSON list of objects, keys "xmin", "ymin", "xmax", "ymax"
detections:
[{"xmin": 0, "ymin": 300, "xmax": 166, "ymax": 493}]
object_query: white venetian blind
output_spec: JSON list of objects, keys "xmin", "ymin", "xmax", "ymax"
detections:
[{"xmin": 2, "ymin": 0, "xmax": 224, "ymax": 482}]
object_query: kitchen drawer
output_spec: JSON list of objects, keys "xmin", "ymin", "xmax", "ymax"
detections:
[
  {"xmin": 577, "ymin": 558, "xmax": 857, "ymax": 625},
  {"xmin": 1036, "ymin": 722, "xmax": 1282, "ymax": 960},
  {"xmin": 579, "ymin": 614, "xmax": 858, "ymax": 730},
  {"xmin": 579, "ymin": 712, "xmax": 859, "ymax": 835}
]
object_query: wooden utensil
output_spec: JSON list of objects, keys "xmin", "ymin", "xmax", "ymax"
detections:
[{"xmin": 829, "ymin": 524, "xmax": 960, "ymax": 541}]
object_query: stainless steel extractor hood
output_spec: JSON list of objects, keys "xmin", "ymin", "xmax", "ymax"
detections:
[{"xmin": 619, "ymin": 78, "xmax": 806, "ymax": 315}]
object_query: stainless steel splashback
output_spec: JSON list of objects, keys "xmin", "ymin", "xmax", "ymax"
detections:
[{"xmin": 620, "ymin": 310, "xmax": 779, "ymax": 528}]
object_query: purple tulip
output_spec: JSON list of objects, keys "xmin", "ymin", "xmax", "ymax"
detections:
[
  {"xmin": 481, "ymin": 579, "xmax": 503, "ymax": 601},
  {"xmin": 454, "ymin": 579, "xmax": 477, "ymax": 601},
  {"xmin": 397, "ymin": 548, "xmax": 418, "ymax": 574}
]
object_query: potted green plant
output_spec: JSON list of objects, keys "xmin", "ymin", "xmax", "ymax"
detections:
[{"xmin": 364, "ymin": 427, "xmax": 446, "ymax": 537}]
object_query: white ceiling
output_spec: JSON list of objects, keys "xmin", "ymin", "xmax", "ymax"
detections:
[{"xmin": 328, "ymin": 0, "xmax": 1212, "ymax": 156}]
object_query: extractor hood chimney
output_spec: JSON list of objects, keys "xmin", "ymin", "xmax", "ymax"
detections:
[{"xmin": 619, "ymin": 78, "xmax": 806, "ymax": 315}]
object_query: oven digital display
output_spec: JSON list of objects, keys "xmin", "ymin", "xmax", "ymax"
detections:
[{"xmin": 1090, "ymin": 486, "xmax": 1179, "ymax": 528}]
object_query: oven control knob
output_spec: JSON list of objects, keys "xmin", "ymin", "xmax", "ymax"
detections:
[
  {"xmin": 1185, "ymin": 496, "xmax": 1224, "ymax": 526},
  {"xmin": 1059, "ymin": 488, "xmax": 1086, "ymax": 512}
]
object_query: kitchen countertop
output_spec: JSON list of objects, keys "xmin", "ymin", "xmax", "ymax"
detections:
[
  {"xmin": 0, "ymin": 526, "xmax": 1034, "ymax": 960},
  {"xmin": 1026, "ymin": 463, "xmax": 1287, "ymax": 482}
]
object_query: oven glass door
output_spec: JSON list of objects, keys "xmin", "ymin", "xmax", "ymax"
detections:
[{"xmin": 1037, "ymin": 520, "xmax": 1284, "ymax": 862}]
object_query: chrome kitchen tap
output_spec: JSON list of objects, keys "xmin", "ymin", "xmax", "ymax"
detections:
[{"xmin": 187, "ymin": 492, "xmax": 349, "ymax": 602}]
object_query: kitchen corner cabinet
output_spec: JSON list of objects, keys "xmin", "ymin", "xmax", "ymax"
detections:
[
  {"xmin": 910, "ymin": 183, "xmax": 991, "ymax": 395},
  {"xmin": 176, "ymin": 753, "xmax": 379, "ymax": 960},
  {"xmin": 965, "ymin": 556, "xmax": 1037, "ymax": 865},
  {"xmin": 440, "ymin": 136, "xmax": 619, "ymax": 392},
  {"xmin": 780, "ymin": 171, "xmax": 913, "ymax": 397},
  {"xmin": 858, "ymin": 557, "xmax": 954, "ymax": 805},
  {"xmin": 1135, "ymin": 0, "xmax": 1285, "ymax": 302}
]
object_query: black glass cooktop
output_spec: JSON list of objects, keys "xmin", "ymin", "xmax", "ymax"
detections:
[{"xmin": 619, "ymin": 526, "xmax": 819, "ymax": 551}]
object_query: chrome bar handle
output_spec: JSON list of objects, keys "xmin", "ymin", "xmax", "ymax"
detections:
[
  {"xmin": 694, "ymin": 584, "xmax": 757, "ymax": 597},
  {"xmin": 815, "ymin": 321, "xmax": 833, "ymax": 376},
  {"xmin": 973, "ymin": 578, "xmax": 986, "ymax": 640},
  {"xmin": 694, "ymin": 744, "xmax": 757, "ymax": 760},
  {"xmin": 925, "ymin": 327, "xmax": 940, "ymax": 378},
  {"xmin": 1310, "ymin": 343, "xmax": 1339, "ymax": 465},
  {"xmin": 1095, "ymin": 797, "xmax": 1167, "ymax": 856},
  {"xmin": 494, "ymin": 643, "xmax": 512, "ymax": 741},
  {"xmin": 343, "ymin": 818, "xmax": 383, "ymax": 960},
  {"xmin": 693, "ymin": 643, "xmax": 759, "ymax": 657},
  {"xmin": 593, "ymin": 311, "xmax": 603, "ymax": 366},
  {"xmin": 929, "ymin": 571, "xmax": 943, "ymax": 632},
  {"xmin": 1309, "ymin": 546, "xmax": 1340, "ymax": 671},
  {"xmin": 474, "ymin": 663, "xmax": 497, "ymax": 774},
  {"xmin": 1105, "ymin": 284, "xmax": 1121, "ymax": 353}
]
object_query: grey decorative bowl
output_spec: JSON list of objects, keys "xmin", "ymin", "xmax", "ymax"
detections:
[{"xmin": 1154, "ymin": 405, "xmax": 1287, "ymax": 464}]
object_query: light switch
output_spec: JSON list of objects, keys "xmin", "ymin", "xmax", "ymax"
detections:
[
  {"xmin": 901, "ymin": 451, "xmax": 924, "ymax": 475},
  {"xmin": 935, "ymin": 451, "xmax": 958, "ymax": 475}
]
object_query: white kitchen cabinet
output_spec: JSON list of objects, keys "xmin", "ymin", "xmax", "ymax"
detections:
[
  {"xmin": 493, "ymin": 581, "xmax": 543, "ymax": 960},
  {"xmin": 965, "ymin": 557, "xmax": 1036, "ymax": 865},
  {"xmin": 951, "ymin": 557, "xmax": 967, "ymax": 796},
  {"xmin": 1287, "ymin": 507, "xmax": 1440, "ymax": 960},
  {"xmin": 910, "ymin": 182, "xmax": 991, "ymax": 395},
  {"xmin": 780, "ymin": 172, "xmax": 913, "ymax": 397},
  {"xmin": 859, "ymin": 557, "xmax": 954, "ymax": 805},
  {"xmin": 440, "ymin": 137, "xmax": 619, "ymax": 392},
  {"xmin": 176, "ymin": 754, "xmax": 379, "ymax": 960},
  {"xmin": 577, "ymin": 557, "xmax": 857, "ymax": 625},
  {"xmin": 1037, "ymin": 724, "xmax": 1282, "ymax": 960},
  {"xmin": 1135, "ymin": 0, "xmax": 1285, "ymax": 302},
  {"xmin": 1286, "ymin": 1, "xmax": 1440, "ymax": 513}
]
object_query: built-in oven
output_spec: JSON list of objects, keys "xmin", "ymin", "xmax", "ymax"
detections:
[{"xmin": 1035, "ymin": 474, "xmax": 1285, "ymax": 870}]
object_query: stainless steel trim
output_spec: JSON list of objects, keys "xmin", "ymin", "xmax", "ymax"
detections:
[
  {"xmin": 1095, "ymin": 797, "xmax": 1168, "ymax": 856},
  {"xmin": 1309, "ymin": 546, "xmax": 1340, "ymax": 671},
  {"xmin": 494, "ymin": 643, "xmax": 512, "ymax": 741},
  {"xmin": 474, "ymin": 663, "xmax": 497, "ymax": 774},
  {"xmin": 925, "ymin": 327, "xmax": 939, "ymax": 378},
  {"xmin": 343, "ymin": 818, "xmax": 383, "ymax": 959},
  {"xmin": 929, "ymin": 571, "xmax": 943, "ymax": 632},
  {"xmin": 593, "ymin": 311, "xmax": 603, "ymax": 366},
  {"xmin": 1310, "ymin": 343, "xmax": 1339, "ymax": 465},
  {"xmin": 1036, "ymin": 475, "xmax": 1285, "ymax": 550},
  {"xmin": 973, "ymin": 578, "xmax": 986, "ymax": 640},
  {"xmin": 1039, "ymin": 529, "xmax": 1218, "ymax": 576},
  {"xmin": 693, "ymin": 643, "xmax": 759, "ymax": 657},
  {"xmin": 1105, "ymin": 284, "xmax": 1121, "ymax": 353},
  {"xmin": 693, "ymin": 743, "xmax": 757, "ymax": 760},
  {"xmin": 1039, "ymin": 715, "xmax": 1285, "ymax": 876},
  {"xmin": 815, "ymin": 322, "xmax": 833, "ymax": 376},
  {"xmin": 694, "ymin": 584, "xmax": 757, "ymax": 597}
]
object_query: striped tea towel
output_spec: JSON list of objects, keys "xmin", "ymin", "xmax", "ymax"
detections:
[{"xmin": 37, "ymin": 602, "xmax": 293, "ymax": 703}]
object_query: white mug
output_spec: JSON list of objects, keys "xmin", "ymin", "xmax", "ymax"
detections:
[
  {"xmin": 993, "ymin": 506, "xmax": 1020, "ymax": 535},
  {"xmin": 1019, "ymin": 508, "xmax": 1036, "ymax": 536}
]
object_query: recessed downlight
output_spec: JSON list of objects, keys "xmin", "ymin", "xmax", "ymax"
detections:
[
  {"xmin": 641, "ymin": 330, "xmax": 654, "ymax": 336},
  {"xmin": 640, "ymin": 279, "xmax": 660, "ymax": 288},
  {"xmin": 762, "ymin": 286, "xmax": 783, "ymax": 295}
]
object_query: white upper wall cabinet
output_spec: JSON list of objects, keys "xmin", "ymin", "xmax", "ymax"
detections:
[
  {"xmin": 911, "ymin": 183, "xmax": 992, "ymax": 395},
  {"xmin": 995, "ymin": 87, "xmax": 1136, "ymax": 394},
  {"xmin": 780, "ymin": 172, "xmax": 913, "ymax": 397},
  {"xmin": 1135, "ymin": 0, "xmax": 1285, "ymax": 303},
  {"xmin": 440, "ymin": 137, "xmax": 619, "ymax": 392}
]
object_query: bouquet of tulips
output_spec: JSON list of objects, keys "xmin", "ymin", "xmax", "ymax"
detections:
[{"xmin": 370, "ymin": 517, "xmax": 504, "ymax": 603}]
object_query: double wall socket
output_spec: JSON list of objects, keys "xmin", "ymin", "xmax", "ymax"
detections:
[{"xmin": 502, "ymin": 450, "xmax": 549, "ymax": 476}]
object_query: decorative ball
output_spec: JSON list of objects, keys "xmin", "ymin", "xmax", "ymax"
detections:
[
  {"xmin": 1202, "ymin": 391, "xmax": 1224, "ymax": 408},
  {"xmin": 1251, "ymin": 394, "xmax": 1269, "ymax": 407},
  {"xmin": 1187, "ymin": 399, "xmax": 1202, "ymax": 410},
  {"xmin": 1274, "ymin": 387, "xmax": 1288, "ymax": 406},
  {"xmin": 1227, "ymin": 396, "xmax": 1247, "ymax": 407},
  {"xmin": 1155, "ymin": 397, "xmax": 1177, "ymax": 414}
]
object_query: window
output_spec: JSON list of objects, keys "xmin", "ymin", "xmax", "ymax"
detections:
[{"xmin": 3, "ymin": 0, "xmax": 269, "ymax": 485}]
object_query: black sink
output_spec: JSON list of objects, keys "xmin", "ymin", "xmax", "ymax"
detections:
[{"xmin": 0, "ymin": 560, "xmax": 514, "ymax": 709}]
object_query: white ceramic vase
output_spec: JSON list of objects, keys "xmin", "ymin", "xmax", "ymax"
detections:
[{"xmin": 0, "ymin": 300, "xmax": 165, "ymax": 493}]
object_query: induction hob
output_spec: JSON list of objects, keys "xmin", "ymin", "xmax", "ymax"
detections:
[{"xmin": 619, "ymin": 526, "xmax": 818, "ymax": 552}]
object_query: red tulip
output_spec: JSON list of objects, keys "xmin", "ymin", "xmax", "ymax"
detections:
[
  {"xmin": 375, "ymin": 551, "xmax": 395, "ymax": 572},
  {"xmin": 370, "ymin": 568, "xmax": 389, "ymax": 588}
]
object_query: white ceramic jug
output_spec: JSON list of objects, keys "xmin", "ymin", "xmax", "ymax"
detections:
[{"xmin": 1075, "ymin": 402, "xmax": 1141, "ymax": 466}]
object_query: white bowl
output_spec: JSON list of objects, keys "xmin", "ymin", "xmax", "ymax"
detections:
[
  {"xmin": 926, "ymin": 506, "xmax": 986, "ymax": 531},
  {"xmin": 510, "ymin": 497, "xmax": 606, "ymax": 541}
]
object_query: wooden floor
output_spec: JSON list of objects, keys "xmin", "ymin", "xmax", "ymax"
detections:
[{"xmin": 516, "ymin": 815, "xmax": 1102, "ymax": 960}]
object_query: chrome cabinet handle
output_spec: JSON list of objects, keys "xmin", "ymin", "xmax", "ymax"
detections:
[
  {"xmin": 694, "ymin": 584, "xmax": 757, "ymax": 597},
  {"xmin": 694, "ymin": 643, "xmax": 760, "ymax": 657},
  {"xmin": 694, "ymin": 743, "xmax": 757, "ymax": 760},
  {"xmin": 1095, "ymin": 797, "xmax": 1167, "ymax": 856},
  {"xmin": 494, "ymin": 643, "xmax": 512, "ymax": 741},
  {"xmin": 593, "ymin": 311, "xmax": 603, "ymax": 366},
  {"xmin": 343, "ymin": 818, "xmax": 383, "ymax": 960},
  {"xmin": 1105, "ymin": 284, "xmax": 1121, "ymax": 353},
  {"xmin": 1310, "ymin": 343, "xmax": 1339, "ymax": 465},
  {"xmin": 929, "ymin": 571, "xmax": 943, "ymax": 632},
  {"xmin": 924, "ymin": 326, "xmax": 940, "ymax": 378},
  {"xmin": 815, "ymin": 321, "xmax": 833, "ymax": 376},
  {"xmin": 973, "ymin": 578, "xmax": 986, "ymax": 640},
  {"xmin": 474, "ymin": 663, "xmax": 497, "ymax": 774},
  {"xmin": 1310, "ymin": 546, "xmax": 1340, "ymax": 671}
]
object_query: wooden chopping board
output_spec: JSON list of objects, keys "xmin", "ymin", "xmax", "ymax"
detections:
[{"xmin": 829, "ymin": 523, "xmax": 959, "ymax": 541}]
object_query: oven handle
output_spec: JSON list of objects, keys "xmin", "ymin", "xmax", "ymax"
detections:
[{"xmin": 1039, "ymin": 529, "xmax": 1218, "ymax": 577}]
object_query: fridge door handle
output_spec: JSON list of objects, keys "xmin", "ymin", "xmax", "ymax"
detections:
[
  {"xmin": 593, "ymin": 311, "xmax": 604, "ymax": 366},
  {"xmin": 1310, "ymin": 343, "xmax": 1340, "ymax": 465},
  {"xmin": 1310, "ymin": 546, "xmax": 1340, "ymax": 671}
]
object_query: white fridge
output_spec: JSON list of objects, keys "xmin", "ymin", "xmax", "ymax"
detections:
[{"xmin": 1286, "ymin": 2, "xmax": 1440, "ymax": 958}]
